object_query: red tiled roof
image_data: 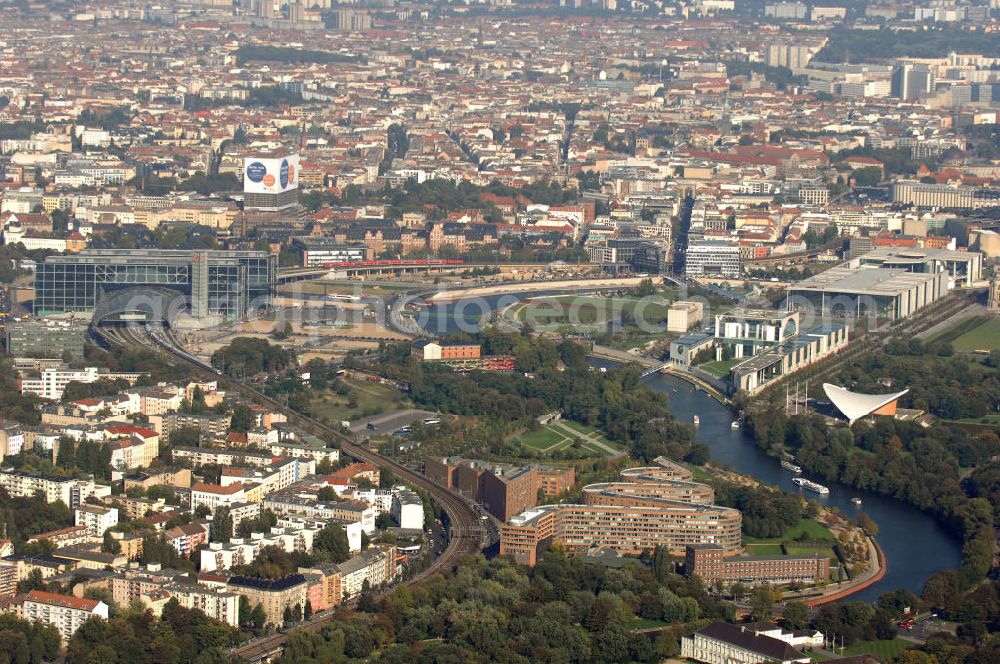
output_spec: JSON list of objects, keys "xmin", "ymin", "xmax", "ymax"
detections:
[{"xmin": 26, "ymin": 590, "xmax": 100, "ymax": 611}]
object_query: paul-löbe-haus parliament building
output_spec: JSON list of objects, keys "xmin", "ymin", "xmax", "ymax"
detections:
[{"xmin": 33, "ymin": 249, "xmax": 276, "ymax": 320}]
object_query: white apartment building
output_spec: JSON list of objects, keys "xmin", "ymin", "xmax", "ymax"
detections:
[
  {"xmin": 190, "ymin": 482, "xmax": 250, "ymax": 512},
  {"xmin": 21, "ymin": 590, "xmax": 109, "ymax": 643},
  {"xmin": 353, "ymin": 488, "xmax": 394, "ymax": 515},
  {"xmin": 75, "ymin": 505, "xmax": 118, "ymax": 537},
  {"xmin": 0, "ymin": 470, "xmax": 109, "ymax": 507},
  {"xmin": 338, "ymin": 546, "xmax": 395, "ymax": 598},
  {"xmin": 391, "ymin": 489, "xmax": 425, "ymax": 531},
  {"xmin": 19, "ymin": 367, "xmax": 144, "ymax": 401},
  {"xmin": 169, "ymin": 584, "xmax": 241, "ymax": 627},
  {"xmin": 220, "ymin": 458, "xmax": 315, "ymax": 498},
  {"xmin": 269, "ymin": 440, "xmax": 340, "ymax": 465},
  {"xmin": 199, "ymin": 519, "xmax": 333, "ymax": 572}
]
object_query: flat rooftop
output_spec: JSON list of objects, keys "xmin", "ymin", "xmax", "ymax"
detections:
[{"xmin": 789, "ymin": 265, "xmax": 938, "ymax": 297}]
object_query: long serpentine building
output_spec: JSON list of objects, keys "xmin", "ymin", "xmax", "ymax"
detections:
[{"xmin": 499, "ymin": 457, "xmax": 742, "ymax": 565}]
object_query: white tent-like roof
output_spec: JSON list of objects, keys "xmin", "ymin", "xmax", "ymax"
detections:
[{"xmin": 822, "ymin": 383, "xmax": 909, "ymax": 425}]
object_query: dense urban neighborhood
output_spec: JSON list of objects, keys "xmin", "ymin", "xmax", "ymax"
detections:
[{"xmin": 0, "ymin": 0, "xmax": 1000, "ymax": 663}]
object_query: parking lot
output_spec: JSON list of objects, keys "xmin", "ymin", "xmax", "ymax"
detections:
[{"xmin": 349, "ymin": 408, "xmax": 440, "ymax": 437}]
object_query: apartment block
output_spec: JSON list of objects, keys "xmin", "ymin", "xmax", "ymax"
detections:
[
  {"xmin": 74, "ymin": 505, "xmax": 118, "ymax": 537},
  {"xmin": 21, "ymin": 590, "xmax": 109, "ymax": 643}
]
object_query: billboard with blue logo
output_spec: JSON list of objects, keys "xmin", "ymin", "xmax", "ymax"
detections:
[{"xmin": 243, "ymin": 154, "xmax": 299, "ymax": 194}]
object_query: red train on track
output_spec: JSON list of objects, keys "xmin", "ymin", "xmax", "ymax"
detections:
[{"xmin": 322, "ymin": 259, "xmax": 465, "ymax": 268}]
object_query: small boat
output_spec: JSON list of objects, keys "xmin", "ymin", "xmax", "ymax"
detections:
[
  {"xmin": 793, "ymin": 477, "xmax": 830, "ymax": 495},
  {"xmin": 693, "ymin": 415, "xmax": 700, "ymax": 425},
  {"xmin": 851, "ymin": 497, "xmax": 862, "ymax": 506},
  {"xmin": 781, "ymin": 460, "xmax": 802, "ymax": 474},
  {"xmin": 731, "ymin": 421, "xmax": 739, "ymax": 430}
]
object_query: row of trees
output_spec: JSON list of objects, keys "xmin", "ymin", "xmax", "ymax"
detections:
[
  {"xmin": 66, "ymin": 599, "xmax": 238, "ymax": 664},
  {"xmin": 364, "ymin": 332, "xmax": 705, "ymax": 464},
  {"xmin": 211, "ymin": 337, "xmax": 294, "ymax": 377},
  {"xmin": 748, "ymin": 408, "xmax": 995, "ymax": 591}
]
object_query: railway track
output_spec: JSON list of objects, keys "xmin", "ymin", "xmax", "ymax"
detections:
[{"xmin": 93, "ymin": 323, "xmax": 483, "ymax": 663}]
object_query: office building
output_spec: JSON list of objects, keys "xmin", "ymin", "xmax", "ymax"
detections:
[
  {"xmin": 426, "ymin": 457, "xmax": 574, "ymax": 521},
  {"xmin": 243, "ymin": 153, "xmax": 299, "ymax": 212},
  {"xmin": 34, "ymin": 249, "xmax": 275, "ymax": 319},
  {"xmin": 331, "ymin": 9, "xmax": 372, "ymax": 32},
  {"xmin": 500, "ymin": 458, "xmax": 741, "ymax": 565},
  {"xmin": 21, "ymin": 590, "xmax": 109, "ymax": 643},
  {"xmin": 764, "ymin": 2, "xmax": 807, "ymax": 19},
  {"xmin": 765, "ymin": 43, "xmax": 813, "ymax": 70},
  {"xmin": 5, "ymin": 319, "xmax": 87, "ymax": 360},
  {"xmin": 788, "ymin": 265, "xmax": 945, "ymax": 321},
  {"xmin": 291, "ymin": 238, "xmax": 367, "ymax": 267},
  {"xmin": 891, "ymin": 61, "xmax": 935, "ymax": 100},
  {"xmin": 685, "ymin": 544, "xmax": 829, "ymax": 586},
  {"xmin": 855, "ymin": 245, "xmax": 982, "ymax": 286},
  {"xmin": 789, "ymin": 247, "xmax": 982, "ymax": 321},
  {"xmin": 890, "ymin": 181, "xmax": 1000, "ymax": 210},
  {"xmin": 685, "ymin": 240, "xmax": 741, "ymax": 277}
]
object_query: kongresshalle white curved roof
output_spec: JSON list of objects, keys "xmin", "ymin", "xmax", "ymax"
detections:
[{"xmin": 823, "ymin": 383, "xmax": 909, "ymax": 424}]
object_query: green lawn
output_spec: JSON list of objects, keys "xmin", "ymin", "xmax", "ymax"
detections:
[
  {"xmin": 513, "ymin": 421, "xmax": 624, "ymax": 457},
  {"xmin": 785, "ymin": 545, "xmax": 839, "ymax": 561},
  {"xmin": 518, "ymin": 426, "xmax": 568, "ymax": 451},
  {"xmin": 746, "ymin": 543, "xmax": 784, "ymax": 556},
  {"xmin": 952, "ymin": 318, "xmax": 1000, "ymax": 352},
  {"xmin": 806, "ymin": 652, "xmax": 832, "ymax": 662},
  {"xmin": 309, "ymin": 379, "xmax": 411, "ymax": 423},
  {"xmin": 626, "ymin": 618, "xmax": 669, "ymax": 631},
  {"xmin": 842, "ymin": 638, "xmax": 912, "ymax": 660},
  {"xmin": 518, "ymin": 294, "xmax": 675, "ymax": 328},
  {"xmin": 744, "ymin": 518, "xmax": 835, "ymax": 545},
  {"xmin": 698, "ymin": 358, "xmax": 743, "ymax": 378}
]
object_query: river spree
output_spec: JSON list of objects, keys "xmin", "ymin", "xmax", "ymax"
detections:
[
  {"xmin": 418, "ymin": 292, "xmax": 963, "ymax": 602},
  {"xmin": 642, "ymin": 370, "xmax": 962, "ymax": 602}
]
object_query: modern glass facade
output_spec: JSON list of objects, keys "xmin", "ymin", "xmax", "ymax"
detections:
[{"xmin": 34, "ymin": 250, "xmax": 275, "ymax": 319}]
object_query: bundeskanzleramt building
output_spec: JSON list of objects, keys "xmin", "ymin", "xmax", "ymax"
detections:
[
  {"xmin": 33, "ymin": 249, "xmax": 275, "ymax": 319},
  {"xmin": 500, "ymin": 458, "xmax": 740, "ymax": 565}
]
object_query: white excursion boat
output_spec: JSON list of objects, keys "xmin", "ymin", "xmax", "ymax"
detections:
[
  {"xmin": 793, "ymin": 477, "xmax": 830, "ymax": 495},
  {"xmin": 693, "ymin": 415, "xmax": 700, "ymax": 425},
  {"xmin": 731, "ymin": 421, "xmax": 739, "ymax": 430},
  {"xmin": 851, "ymin": 497, "xmax": 863, "ymax": 506},
  {"xmin": 781, "ymin": 460, "xmax": 802, "ymax": 474}
]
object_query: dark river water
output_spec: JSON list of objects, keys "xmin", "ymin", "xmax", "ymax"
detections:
[{"xmin": 418, "ymin": 292, "xmax": 963, "ymax": 602}]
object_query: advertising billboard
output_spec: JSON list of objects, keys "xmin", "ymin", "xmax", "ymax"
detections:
[{"xmin": 243, "ymin": 154, "xmax": 299, "ymax": 194}]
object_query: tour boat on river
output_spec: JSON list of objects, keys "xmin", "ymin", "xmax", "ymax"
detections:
[
  {"xmin": 781, "ymin": 460, "xmax": 802, "ymax": 474},
  {"xmin": 793, "ymin": 477, "xmax": 830, "ymax": 495}
]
